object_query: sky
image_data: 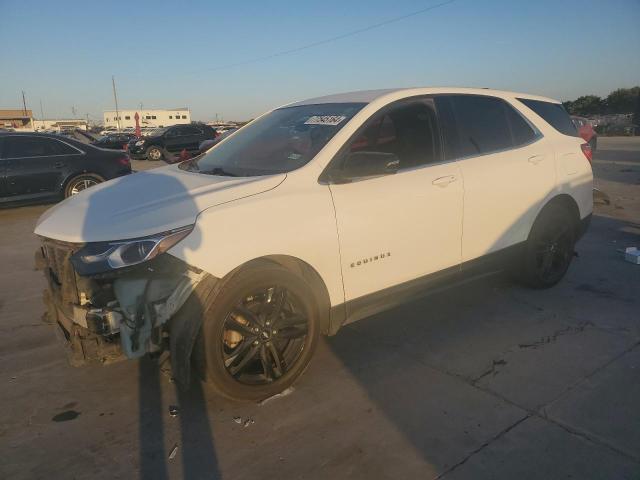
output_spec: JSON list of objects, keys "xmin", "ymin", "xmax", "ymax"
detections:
[{"xmin": 1, "ymin": 0, "xmax": 638, "ymax": 122}]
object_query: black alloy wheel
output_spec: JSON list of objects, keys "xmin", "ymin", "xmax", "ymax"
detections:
[
  {"xmin": 221, "ymin": 286, "xmax": 308, "ymax": 385},
  {"xmin": 520, "ymin": 205, "xmax": 576, "ymax": 289},
  {"xmin": 533, "ymin": 221, "xmax": 574, "ymax": 284},
  {"xmin": 193, "ymin": 262, "xmax": 319, "ymax": 401}
]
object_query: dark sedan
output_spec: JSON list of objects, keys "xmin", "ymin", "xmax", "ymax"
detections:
[
  {"xmin": 128, "ymin": 124, "xmax": 217, "ymax": 161},
  {"xmin": 0, "ymin": 132, "xmax": 131, "ymax": 206},
  {"xmin": 92, "ymin": 133, "xmax": 137, "ymax": 150}
]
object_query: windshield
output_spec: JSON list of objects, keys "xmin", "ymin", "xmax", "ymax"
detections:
[{"xmin": 180, "ymin": 103, "xmax": 365, "ymax": 176}]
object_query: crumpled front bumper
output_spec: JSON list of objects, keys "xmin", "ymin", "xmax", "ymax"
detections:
[{"xmin": 36, "ymin": 240, "xmax": 204, "ymax": 367}]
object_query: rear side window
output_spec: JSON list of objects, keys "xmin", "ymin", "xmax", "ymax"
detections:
[
  {"xmin": 517, "ymin": 98, "xmax": 577, "ymax": 137},
  {"xmin": 50, "ymin": 139, "xmax": 80, "ymax": 155},
  {"xmin": 504, "ymin": 105, "xmax": 538, "ymax": 146},
  {"xmin": 436, "ymin": 95, "xmax": 539, "ymax": 159},
  {"xmin": 447, "ymin": 95, "xmax": 513, "ymax": 157}
]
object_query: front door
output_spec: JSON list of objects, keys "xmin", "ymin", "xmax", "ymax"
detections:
[{"xmin": 327, "ymin": 98, "xmax": 464, "ymax": 311}]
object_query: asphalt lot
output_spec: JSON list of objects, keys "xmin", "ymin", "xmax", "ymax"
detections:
[{"xmin": 1, "ymin": 137, "xmax": 639, "ymax": 479}]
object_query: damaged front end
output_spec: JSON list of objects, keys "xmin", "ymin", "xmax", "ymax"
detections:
[{"xmin": 35, "ymin": 227, "xmax": 205, "ymax": 368}]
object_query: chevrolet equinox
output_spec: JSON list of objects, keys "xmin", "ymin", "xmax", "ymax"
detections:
[{"xmin": 35, "ymin": 88, "xmax": 593, "ymax": 400}]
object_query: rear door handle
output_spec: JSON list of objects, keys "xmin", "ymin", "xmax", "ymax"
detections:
[
  {"xmin": 528, "ymin": 155, "xmax": 544, "ymax": 165},
  {"xmin": 432, "ymin": 175, "xmax": 457, "ymax": 187}
]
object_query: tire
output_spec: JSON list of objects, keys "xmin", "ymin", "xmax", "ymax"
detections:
[
  {"xmin": 519, "ymin": 206, "xmax": 576, "ymax": 289},
  {"xmin": 193, "ymin": 262, "xmax": 320, "ymax": 401},
  {"xmin": 64, "ymin": 173, "xmax": 104, "ymax": 198},
  {"xmin": 146, "ymin": 146, "xmax": 163, "ymax": 161}
]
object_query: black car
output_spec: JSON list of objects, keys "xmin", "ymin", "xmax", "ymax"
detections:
[
  {"xmin": 128, "ymin": 123, "xmax": 217, "ymax": 161},
  {"xmin": 0, "ymin": 132, "xmax": 132, "ymax": 206},
  {"xmin": 91, "ymin": 133, "xmax": 137, "ymax": 150}
]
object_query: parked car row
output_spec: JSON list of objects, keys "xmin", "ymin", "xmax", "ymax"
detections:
[
  {"xmin": 0, "ymin": 132, "xmax": 131, "ymax": 206},
  {"xmin": 127, "ymin": 123, "xmax": 217, "ymax": 161}
]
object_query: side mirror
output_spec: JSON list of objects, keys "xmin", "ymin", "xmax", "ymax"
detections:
[{"xmin": 332, "ymin": 151, "xmax": 400, "ymax": 183}]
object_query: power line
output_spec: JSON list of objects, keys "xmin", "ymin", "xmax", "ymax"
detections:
[{"xmin": 189, "ymin": 0, "xmax": 457, "ymax": 74}]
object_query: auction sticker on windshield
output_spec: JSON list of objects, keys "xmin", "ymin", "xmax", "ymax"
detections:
[{"xmin": 304, "ymin": 115, "xmax": 347, "ymax": 126}]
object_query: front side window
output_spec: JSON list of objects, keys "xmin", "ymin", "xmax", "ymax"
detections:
[
  {"xmin": 182, "ymin": 103, "xmax": 365, "ymax": 176},
  {"xmin": 345, "ymin": 99, "xmax": 441, "ymax": 170}
]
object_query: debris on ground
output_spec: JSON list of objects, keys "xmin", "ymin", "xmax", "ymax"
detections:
[
  {"xmin": 169, "ymin": 444, "xmax": 178, "ymax": 460},
  {"xmin": 233, "ymin": 416, "xmax": 243, "ymax": 424},
  {"xmin": 624, "ymin": 247, "xmax": 640, "ymax": 264},
  {"xmin": 169, "ymin": 405, "xmax": 179, "ymax": 417},
  {"xmin": 593, "ymin": 188, "xmax": 611, "ymax": 205},
  {"xmin": 243, "ymin": 417, "xmax": 255, "ymax": 428},
  {"xmin": 259, "ymin": 387, "xmax": 295, "ymax": 405}
]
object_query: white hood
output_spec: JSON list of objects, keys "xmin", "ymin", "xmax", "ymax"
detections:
[{"xmin": 35, "ymin": 165, "xmax": 286, "ymax": 243}]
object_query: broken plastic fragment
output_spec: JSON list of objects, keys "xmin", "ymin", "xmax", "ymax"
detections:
[
  {"xmin": 259, "ymin": 387, "xmax": 295, "ymax": 405},
  {"xmin": 233, "ymin": 416, "xmax": 242, "ymax": 424},
  {"xmin": 169, "ymin": 444, "xmax": 178, "ymax": 460},
  {"xmin": 169, "ymin": 405, "xmax": 179, "ymax": 417},
  {"xmin": 243, "ymin": 418, "xmax": 255, "ymax": 428}
]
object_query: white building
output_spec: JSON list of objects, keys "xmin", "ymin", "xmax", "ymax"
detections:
[{"xmin": 103, "ymin": 108, "xmax": 191, "ymax": 129}]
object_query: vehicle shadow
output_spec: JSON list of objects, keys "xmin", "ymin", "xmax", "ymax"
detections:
[
  {"xmin": 76, "ymin": 167, "xmax": 221, "ymax": 480},
  {"xmin": 320, "ymin": 173, "xmax": 640, "ymax": 475}
]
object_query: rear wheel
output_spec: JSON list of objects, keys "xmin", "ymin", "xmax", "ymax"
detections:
[
  {"xmin": 519, "ymin": 206, "xmax": 576, "ymax": 288},
  {"xmin": 146, "ymin": 146, "xmax": 163, "ymax": 161},
  {"xmin": 194, "ymin": 263, "xmax": 319, "ymax": 401},
  {"xmin": 64, "ymin": 173, "xmax": 104, "ymax": 198}
]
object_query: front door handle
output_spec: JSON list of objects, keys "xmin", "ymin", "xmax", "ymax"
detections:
[
  {"xmin": 54, "ymin": 162, "xmax": 64, "ymax": 168},
  {"xmin": 528, "ymin": 155, "xmax": 544, "ymax": 165},
  {"xmin": 432, "ymin": 175, "xmax": 457, "ymax": 187}
]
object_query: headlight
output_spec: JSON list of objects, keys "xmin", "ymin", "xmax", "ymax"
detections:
[
  {"xmin": 135, "ymin": 140, "xmax": 145, "ymax": 146},
  {"xmin": 71, "ymin": 225, "xmax": 193, "ymax": 275}
]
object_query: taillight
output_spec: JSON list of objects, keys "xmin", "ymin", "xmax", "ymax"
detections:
[
  {"xmin": 117, "ymin": 156, "xmax": 130, "ymax": 166},
  {"xmin": 580, "ymin": 143, "xmax": 592, "ymax": 165}
]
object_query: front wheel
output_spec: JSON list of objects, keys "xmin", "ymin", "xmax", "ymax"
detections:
[
  {"xmin": 194, "ymin": 263, "xmax": 319, "ymax": 401},
  {"xmin": 146, "ymin": 146, "xmax": 163, "ymax": 161},
  {"xmin": 519, "ymin": 206, "xmax": 576, "ymax": 289}
]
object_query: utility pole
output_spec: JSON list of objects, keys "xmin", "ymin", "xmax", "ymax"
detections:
[
  {"xmin": 21, "ymin": 90, "xmax": 28, "ymax": 116},
  {"xmin": 39, "ymin": 99, "xmax": 45, "ymax": 131},
  {"xmin": 112, "ymin": 75, "xmax": 121, "ymax": 132}
]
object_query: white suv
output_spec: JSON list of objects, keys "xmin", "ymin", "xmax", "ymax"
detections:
[{"xmin": 35, "ymin": 88, "xmax": 593, "ymax": 400}]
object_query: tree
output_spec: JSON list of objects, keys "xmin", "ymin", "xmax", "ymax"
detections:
[
  {"xmin": 605, "ymin": 87, "xmax": 640, "ymax": 114},
  {"xmin": 565, "ymin": 95, "xmax": 604, "ymax": 116}
]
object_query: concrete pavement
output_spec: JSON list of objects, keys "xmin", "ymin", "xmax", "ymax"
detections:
[{"xmin": 0, "ymin": 138, "xmax": 639, "ymax": 479}]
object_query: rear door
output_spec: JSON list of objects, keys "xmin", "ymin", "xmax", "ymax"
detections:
[
  {"xmin": 435, "ymin": 95, "xmax": 555, "ymax": 263},
  {"xmin": 180, "ymin": 125, "xmax": 204, "ymax": 152},
  {"xmin": 2, "ymin": 136, "xmax": 82, "ymax": 199},
  {"xmin": 163, "ymin": 126, "xmax": 189, "ymax": 153}
]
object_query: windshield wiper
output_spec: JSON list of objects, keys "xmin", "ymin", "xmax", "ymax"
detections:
[{"xmin": 201, "ymin": 167, "xmax": 238, "ymax": 177}]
